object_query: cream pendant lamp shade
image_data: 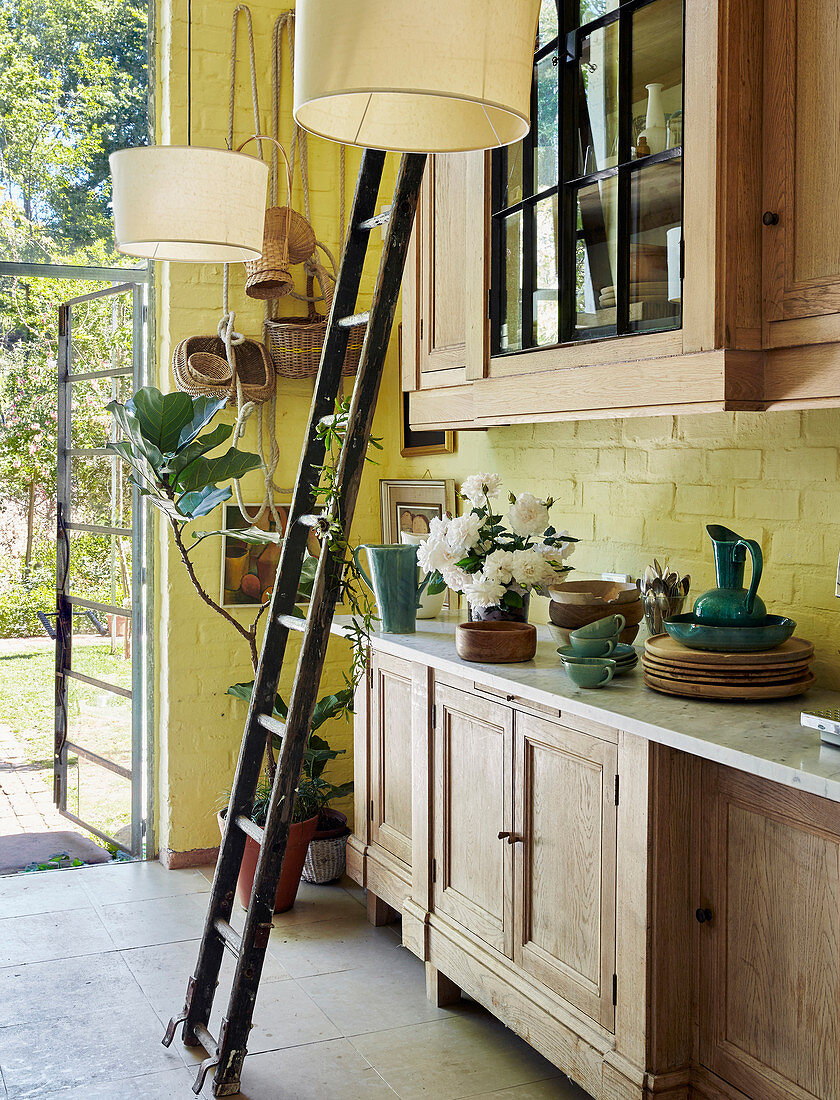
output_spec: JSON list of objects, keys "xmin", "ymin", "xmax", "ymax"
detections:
[
  {"xmin": 293, "ymin": 0, "xmax": 542, "ymax": 153},
  {"xmin": 110, "ymin": 146, "xmax": 269, "ymax": 263}
]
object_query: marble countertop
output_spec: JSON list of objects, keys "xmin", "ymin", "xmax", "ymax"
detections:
[{"xmin": 333, "ymin": 612, "xmax": 840, "ymax": 804}]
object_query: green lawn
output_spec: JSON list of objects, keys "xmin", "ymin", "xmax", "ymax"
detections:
[{"xmin": 0, "ymin": 637, "xmax": 134, "ymax": 840}]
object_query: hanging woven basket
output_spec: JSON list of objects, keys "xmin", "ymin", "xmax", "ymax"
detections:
[
  {"xmin": 264, "ymin": 263, "xmax": 365, "ymax": 379},
  {"xmin": 172, "ymin": 335, "xmax": 275, "ymax": 405}
]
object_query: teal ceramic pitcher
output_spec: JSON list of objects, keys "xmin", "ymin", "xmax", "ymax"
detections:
[
  {"xmin": 352, "ymin": 544, "xmax": 429, "ymax": 634},
  {"xmin": 693, "ymin": 524, "xmax": 767, "ymax": 626}
]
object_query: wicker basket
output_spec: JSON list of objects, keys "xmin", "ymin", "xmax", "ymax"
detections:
[
  {"xmin": 265, "ymin": 269, "xmax": 365, "ymax": 379},
  {"xmin": 302, "ymin": 833, "xmax": 348, "ymax": 884},
  {"xmin": 172, "ymin": 335, "xmax": 275, "ymax": 405}
]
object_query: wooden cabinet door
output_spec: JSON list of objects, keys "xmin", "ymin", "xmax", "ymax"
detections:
[
  {"xmin": 699, "ymin": 762, "xmax": 840, "ymax": 1100},
  {"xmin": 432, "ymin": 683, "xmax": 513, "ymax": 956},
  {"xmin": 763, "ymin": 0, "xmax": 840, "ymax": 322},
  {"xmin": 512, "ymin": 713, "xmax": 617, "ymax": 1030},
  {"xmin": 369, "ymin": 652, "xmax": 414, "ymax": 868},
  {"xmin": 412, "ymin": 152, "xmax": 488, "ymax": 384}
]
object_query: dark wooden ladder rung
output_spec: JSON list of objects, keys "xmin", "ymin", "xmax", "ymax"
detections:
[
  {"xmin": 358, "ymin": 209, "xmax": 391, "ymax": 231},
  {"xmin": 214, "ymin": 918, "xmax": 242, "ymax": 957},
  {"xmin": 337, "ymin": 311, "xmax": 370, "ymax": 328},
  {"xmin": 234, "ymin": 814, "xmax": 264, "ymax": 844},
  {"xmin": 277, "ymin": 612, "xmax": 306, "ymax": 632},
  {"xmin": 256, "ymin": 713, "xmax": 286, "ymax": 738}
]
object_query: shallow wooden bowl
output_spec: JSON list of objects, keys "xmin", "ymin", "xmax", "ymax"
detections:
[
  {"xmin": 548, "ymin": 597, "xmax": 644, "ymax": 632},
  {"xmin": 455, "ymin": 621, "xmax": 537, "ymax": 664},
  {"xmin": 548, "ymin": 580, "xmax": 640, "ymax": 606}
]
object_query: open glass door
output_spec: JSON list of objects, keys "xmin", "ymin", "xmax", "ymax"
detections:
[{"xmin": 54, "ymin": 281, "xmax": 150, "ymax": 856}]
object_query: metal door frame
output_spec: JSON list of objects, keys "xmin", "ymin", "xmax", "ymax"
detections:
[{"xmin": 54, "ymin": 274, "xmax": 152, "ymax": 856}]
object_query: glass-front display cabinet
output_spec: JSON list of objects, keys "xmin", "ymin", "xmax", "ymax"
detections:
[{"xmin": 491, "ymin": 0, "xmax": 684, "ymax": 354}]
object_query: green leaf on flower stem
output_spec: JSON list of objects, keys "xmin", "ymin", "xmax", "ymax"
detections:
[
  {"xmin": 502, "ymin": 589, "xmax": 524, "ymax": 609},
  {"xmin": 426, "ymin": 573, "xmax": 446, "ymax": 595}
]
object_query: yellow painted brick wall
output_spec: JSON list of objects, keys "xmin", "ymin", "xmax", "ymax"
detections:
[
  {"xmin": 155, "ymin": 0, "xmax": 399, "ymax": 857},
  {"xmin": 380, "ymin": 403, "xmax": 840, "ymax": 688}
]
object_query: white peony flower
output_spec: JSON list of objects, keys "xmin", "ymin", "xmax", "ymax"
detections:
[
  {"xmin": 460, "ymin": 472, "xmax": 503, "ymax": 506},
  {"xmin": 445, "ymin": 512, "xmax": 483, "ymax": 556},
  {"xmin": 482, "ymin": 548, "xmax": 517, "ymax": 585},
  {"xmin": 511, "ymin": 547, "xmax": 554, "ymax": 588},
  {"xmin": 417, "ymin": 538, "xmax": 458, "ymax": 575},
  {"xmin": 426, "ymin": 515, "xmax": 449, "ymax": 543},
  {"xmin": 441, "ymin": 563, "xmax": 472, "ymax": 592},
  {"xmin": 507, "ymin": 492, "xmax": 551, "ymax": 538},
  {"xmin": 463, "ymin": 574, "xmax": 506, "ymax": 609}
]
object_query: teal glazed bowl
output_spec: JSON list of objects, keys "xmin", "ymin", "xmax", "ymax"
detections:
[{"xmin": 661, "ymin": 613, "xmax": 796, "ymax": 652}]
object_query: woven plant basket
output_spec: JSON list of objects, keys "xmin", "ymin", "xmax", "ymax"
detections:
[
  {"xmin": 172, "ymin": 335, "xmax": 275, "ymax": 405},
  {"xmin": 302, "ymin": 834, "xmax": 347, "ymax": 884},
  {"xmin": 265, "ymin": 268, "xmax": 365, "ymax": 379}
]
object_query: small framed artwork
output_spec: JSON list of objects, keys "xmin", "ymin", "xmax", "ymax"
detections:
[
  {"xmin": 379, "ymin": 478, "xmax": 457, "ymax": 543},
  {"xmin": 220, "ymin": 503, "xmax": 320, "ymax": 608}
]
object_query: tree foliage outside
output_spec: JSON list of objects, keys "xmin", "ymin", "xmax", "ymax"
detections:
[{"xmin": 0, "ymin": 0, "xmax": 148, "ymax": 636}]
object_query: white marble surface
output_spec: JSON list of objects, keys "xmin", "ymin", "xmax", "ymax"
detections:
[{"xmin": 333, "ymin": 613, "xmax": 840, "ymax": 804}]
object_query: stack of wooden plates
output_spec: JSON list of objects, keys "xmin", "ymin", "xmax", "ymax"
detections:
[{"xmin": 643, "ymin": 634, "xmax": 815, "ymax": 700}]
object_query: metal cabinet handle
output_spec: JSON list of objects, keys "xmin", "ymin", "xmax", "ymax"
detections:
[
  {"xmin": 497, "ymin": 830, "xmax": 524, "ymax": 845},
  {"xmin": 762, "ymin": 211, "xmax": 779, "ymax": 226},
  {"xmin": 696, "ymin": 907, "xmax": 713, "ymax": 924}
]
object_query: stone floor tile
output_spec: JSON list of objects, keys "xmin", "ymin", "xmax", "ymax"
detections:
[
  {"xmin": 79, "ymin": 861, "xmax": 209, "ymax": 907},
  {"xmin": 0, "ymin": 907, "xmax": 114, "ymax": 967},
  {"xmin": 41, "ymin": 1067, "xmax": 197, "ymax": 1099},
  {"xmin": 0, "ymin": 869, "xmax": 91, "ymax": 918},
  {"xmin": 96, "ymin": 891, "xmax": 209, "ymax": 950},
  {"xmin": 267, "ymin": 914, "xmax": 403, "ymax": 979},
  {"xmin": 464, "ymin": 1078, "xmax": 591, "ymax": 1099},
  {"xmin": 349, "ymin": 1010, "xmax": 562, "ymax": 1100}
]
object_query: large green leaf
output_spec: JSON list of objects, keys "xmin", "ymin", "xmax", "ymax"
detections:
[
  {"xmin": 127, "ymin": 387, "xmax": 195, "ymax": 454},
  {"xmin": 190, "ymin": 525, "xmax": 282, "ymax": 546},
  {"xmin": 177, "ymin": 394, "xmax": 229, "ymax": 450},
  {"xmin": 176, "ymin": 448, "xmax": 262, "ymax": 494},
  {"xmin": 106, "ymin": 402, "xmax": 165, "ymax": 476},
  {"xmin": 177, "ymin": 484, "xmax": 231, "ymax": 519},
  {"xmin": 167, "ymin": 423, "xmax": 233, "ymax": 484}
]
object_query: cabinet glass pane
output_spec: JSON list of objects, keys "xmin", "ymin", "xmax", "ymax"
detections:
[
  {"xmin": 632, "ymin": 0, "xmax": 683, "ymax": 157},
  {"xmin": 538, "ymin": 0, "xmax": 559, "ymax": 47},
  {"xmin": 574, "ymin": 179, "xmax": 617, "ymax": 337},
  {"xmin": 499, "ymin": 211, "xmax": 524, "ymax": 351},
  {"xmin": 577, "ymin": 22, "xmax": 620, "ymax": 176},
  {"xmin": 534, "ymin": 196, "xmax": 560, "ymax": 346},
  {"xmin": 534, "ymin": 53, "xmax": 559, "ymax": 192},
  {"xmin": 629, "ymin": 157, "xmax": 682, "ymax": 333}
]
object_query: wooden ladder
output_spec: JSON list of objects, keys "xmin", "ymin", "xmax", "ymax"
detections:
[{"xmin": 162, "ymin": 148, "xmax": 427, "ymax": 1097}]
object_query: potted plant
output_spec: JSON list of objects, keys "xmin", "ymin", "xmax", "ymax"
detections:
[
  {"xmin": 106, "ymin": 388, "xmax": 375, "ymax": 910},
  {"xmin": 418, "ymin": 472, "xmax": 578, "ymax": 621}
]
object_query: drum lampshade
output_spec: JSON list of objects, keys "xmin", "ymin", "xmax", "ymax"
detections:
[
  {"xmin": 293, "ymin": 0, "xmax": 542, "ymax": 153},
  {"xmin": 110, "ymin": 146, "xmax": 269, "ymax": 263}
]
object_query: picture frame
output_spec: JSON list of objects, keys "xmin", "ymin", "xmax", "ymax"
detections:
[
  {"xmin": 220, "ymin": 502, "xmax": 320, "ymax": 608},
  {"xmin": 379, "ymin": 478, "xmax": 456, "ymax": 544}
]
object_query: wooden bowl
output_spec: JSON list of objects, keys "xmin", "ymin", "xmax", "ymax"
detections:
[
  {"xmin": 548, "ymin": 597, "xmax": 644, "ymax": 632},
  {"xmin": 455, "ymin": 621, "xmax": 537, "ymax": 664},
  {"xmin": 548, "ymin": 579, "xmax": 640, "ymax": 606}
]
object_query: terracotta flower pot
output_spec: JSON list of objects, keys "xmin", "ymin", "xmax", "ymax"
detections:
[{"xmin": 217, "ymin": 810, "xmax": 319, "ymax": 913}]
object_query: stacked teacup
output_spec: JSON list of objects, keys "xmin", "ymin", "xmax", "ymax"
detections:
[{"xmin": 557, "ymin": 614, "xmax": 639, "ymax": 688}]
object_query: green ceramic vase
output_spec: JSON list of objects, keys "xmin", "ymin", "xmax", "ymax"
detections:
[
  {"xmin": 352, "ymin": 544, "xmax": 429, "ymax": 634},
  {"xmin": 693, "ymin": 524, "xmax": 767, "ymax": 626}
]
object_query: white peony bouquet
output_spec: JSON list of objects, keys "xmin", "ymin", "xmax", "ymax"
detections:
[{"xmin": 417, "ymin": 472, "xmax": 577, "ymax": 616}]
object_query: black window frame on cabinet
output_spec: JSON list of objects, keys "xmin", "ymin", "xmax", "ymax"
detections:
[{"xmin": 490, "ymin": 0, "xmax": 685, "ymax": 356}]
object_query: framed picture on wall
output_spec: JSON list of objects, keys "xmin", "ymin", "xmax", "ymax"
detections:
[
  {"xmin": 220, "ymin": 503, "xmax": 321, "ymax": 608},
  {"xmin": 379, "ymin": 478, "xmax": 457, "ymax": 542}
]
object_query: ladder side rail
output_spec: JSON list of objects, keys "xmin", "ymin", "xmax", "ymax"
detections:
[
  {"xmin": 211, "ymin": 152, "xmax": 426, "ymax": 1096},
  {"xmin": 177, "ymin": 148, "xmax": 388, "ymax": 1049}
]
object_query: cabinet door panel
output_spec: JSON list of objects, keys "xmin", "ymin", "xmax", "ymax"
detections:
[
  {"xmin": 433, "ymin": 684, "xmax": 513, "ymax": 955},
  {"xmin": 763, "ymin": 0, "xmax": 840, "ymax": 321},
  {"xmin": 420, "ymin": 155, "xmax": 467, "ymax": 374},
  {"xmin": 700, "ymin": 763, "xmax": 840, "ymax": 1100},
  {"xmin": 370, "ymin": 653, "xmax": 413, "ymax": 867},
  {"xmin": 513, "ymin": 713, "xmax": 617, "ymax": 1030}
]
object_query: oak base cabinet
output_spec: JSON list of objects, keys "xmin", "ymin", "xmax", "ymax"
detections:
[{"xmin": 349, "ymin": 649, "xmax": 840, "ymax": 1100}]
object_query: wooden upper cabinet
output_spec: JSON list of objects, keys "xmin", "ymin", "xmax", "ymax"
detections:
[
  {"xmin": 513, "ymin": 713, "xmax": 617, "ymax": 1031},
  {"xmin": 699, "ymin": 761, "xmax": 840, "ymax": 1100},
  {"xmin": 763, "ymin": 0, "xmax": 840, "ymax": 329},
  {"xmin": 432, "ymin": 683, "xmax": 513, "ymax": 956},
  {"xmin": 369, "ymin": 652, "xmax": 413, "ymax": 869}
]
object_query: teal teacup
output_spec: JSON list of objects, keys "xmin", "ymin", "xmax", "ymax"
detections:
[
  {"xmin": 569, "ymin": 614, "xmax": 626, "ymax": 657},
  {"xmin": 561, "ymin": 656, "xmax": 616, "ymax": 688}
]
